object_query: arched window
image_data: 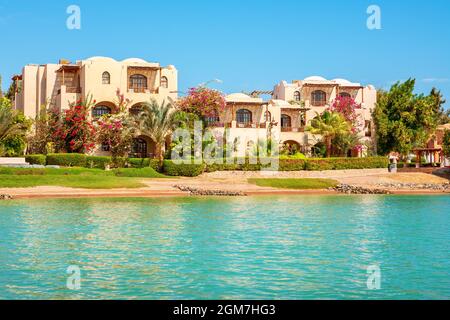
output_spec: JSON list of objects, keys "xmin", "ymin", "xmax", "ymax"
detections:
[
  {"xmin": 281, "ymin": 114, "xmax": 292, "ymax": 128},
  {"xmin": 160, "ymin": 76, "xmax": 168, "ymax": 88},
  {"xmin": 92, "ymin": 105, "xmax": 111, "ymax": 118},
  {"xmin": 236, "ymin": 109, "xmax": 252, "ymax": 125},
  {"xmin": 129, "ymin": 74, "xmax": 148, "ymax": 92},
  {"xmin": 264, "ymin": 111, "xmax": 272, "ymax": 122},
  {"xmin": 339, "ymin": 92, "xmax": 351, "ymax": 99},
  {"xmin": 102, "ymin": 72, "xmax": 110, "ymax": 84},
  {"xmin": 293, "ymin": 91, "xmax": 301, "ymax": 101},
  {"xmin": 101, "ymin": 142, "xmax": 111, "ymax": 152},
  {"xmin": 204, "ymin": 111, "xmax": 220, "ymax": 127},
  {"xmin": 311, "ymin": 90, "xmax": 327, "ymax": 106},
  {"xmin": 129, "ymin": 104, "xmax": 144, "ymax": 116},
  {"xmin": 132, "ymin": 138, "xmax": 148, "ymax": 158}
]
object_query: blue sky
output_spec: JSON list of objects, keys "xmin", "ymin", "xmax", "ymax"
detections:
[{"xmin": 0, "ymin": 0, "xmax": 449, "ymax": 108}]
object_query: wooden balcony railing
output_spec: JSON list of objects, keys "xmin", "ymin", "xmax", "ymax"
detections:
[
  {"xmin": 57, "ymin": 87, "xmax": 81, "ymax": 95},
  {"xmin": 206, "ymin": 122, "xmax": 226, "ymax": 128},
  {"xmin": 281, "ymin": 127, "xmax": 305, "ymax": 133},
  {"xmin": 311, "ymin": 100, "xmax": 327, "ymax": 107},
  {"xmin": 237, "ymin": 122, "xmax": 257, "ymax": 128},
  {"xmin": 128, "ymin": 87, "xmax": 159, "ymax": 94},
  {"xmin": 66, "ymin": 86, "xmax": 81, "ymax": 93},
  {"xmin": 129, "ymin": 87, "xmax": 147, "ymax": 93}
]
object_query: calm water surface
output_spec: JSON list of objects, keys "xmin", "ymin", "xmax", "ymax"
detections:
[{"xmin": 0, "ymin": 195, "xmax": 449, "ymax": 299}]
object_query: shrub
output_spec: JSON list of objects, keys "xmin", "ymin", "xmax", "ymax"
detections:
[
  {"xmin": 279, "ymin": 159, "xmax": 307, "ymax": 171},
  {"xmin": 113, "ymin": 167, "xmax": 166, "ymax": 178},
  {"xmin": 163, "ymin": 160, "xmax": 205, "ymax": 177},
  {"xmin": 204, "ymin": 157, "xmax": 388, "ymax": 172},
  {"xmin": 46, "ymin": 153, "xmax": 87, "ymax": 167},
  {"xmin": 305, "ymin": 157, "xmax": 388, "ymax": 171},
  {"xmin": 128, "ymin": 158, "xmax": 161, "ymax": 171},
  {"xmin": 25, "ymin": 154, "xmax": 47, "ymax": 165},
  {"xmin": 86, "ymin": 156, "xmax": 111, "ymax": 169},
  {"xmin": 128, "ymin": 157, "xmax": 150, "ymax": 168}
]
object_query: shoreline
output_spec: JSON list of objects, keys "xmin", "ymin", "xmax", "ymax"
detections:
[
  {"xmin": 2, "ymin": 187, "xmax": 449, "ymax": 200},
  {"xmin": 1, "ymin": 169, "xmax": 449, "ymax": 200}
]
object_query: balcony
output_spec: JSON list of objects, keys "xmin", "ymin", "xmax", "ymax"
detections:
[
  {"xmin": 281, "ymin": 127, "xmax": 305, "ymax": 133},
  {"xmin": 237, "ymin": 122, "xmax": 258, "ymax": 128},
  {"xmin": 57, "ymin": 86, "xmax": 81, "ymax": 95},
  {"xmin": 206, "ymin": 122, "xmax": 226, "ymax": 128},
  {"xmin": 311, "ymin": 100, "xmax": 327, "ymax": 107}
]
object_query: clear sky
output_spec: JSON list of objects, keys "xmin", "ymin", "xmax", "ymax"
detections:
[{"xmin": 0, "ymin": 0, "xmax": 449, "ymax": 107}]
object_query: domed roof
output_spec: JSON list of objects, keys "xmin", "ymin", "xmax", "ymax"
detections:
[
  {"xmin": 304, "ymin": 76, "xmax": 327, "ymax": 81},
  {"xmin": 121, "ymin": 58, "xmax": 149, "ymax": 64},
  {"xmin": 85, "ymin": 56, "xmax": 117, "ymax": 63},
  {"xmin": 226, "ymin": 93, "xmax": 263, "ymax": 103},
  {"xmin": 332, "ymin": 78, "xmax": 352, "ymax": 85},
  {"xmin": 270, "ymin": 99, "xmax": 291, "ymax": 107},
  {"xmin": 226, "ymin": 93, "xmax": 251, "ymax": 99}
]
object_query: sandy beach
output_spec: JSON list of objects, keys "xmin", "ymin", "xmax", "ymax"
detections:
[{"xmin": 1, "ymin": 169, "xmax": 449, "ymax": 199}]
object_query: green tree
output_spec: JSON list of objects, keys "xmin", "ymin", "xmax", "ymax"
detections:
[
  {"xmin": 443, "ymin": 130, "xmax": 450, "ymax": 157},
  {"xmin": 373, "ymin": 79, "xmax": 438, "ymax": 156},
  {"xmin": 138, "ymin": 99, "xmax": 178, "ymax": 166},
  {"xmin": 430, "ymin": 88, "xmax": 449, "ymax": 125},
  {"xmin": 332, "ymin": 131, "xmax": 361, "ymax": 157},
  {"xmin": 0, "ymin": 96, "xmax": 28, "ymax": 156},
  {"xmin": 307, "ymin": 111, "xmax": 351, "ymax": 158}
]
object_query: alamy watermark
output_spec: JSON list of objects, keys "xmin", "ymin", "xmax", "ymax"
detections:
[
  {"xmin": 66, "ymin": 265, "xmax": 81, "ymax": 290},
  {"xmin": 366, "ymin": 265, "xmax": 381, "ymax": 290},
  {"xmin": 66, "ymin": 5, "xmax": 81, "ymax": 30},
  {"xmin": 367, "ymin": 5, "xmax": 382, "ymax": 30},
  {"xmin": 170, "ymin": 121, "xmax": 280, "ymax": 171}
]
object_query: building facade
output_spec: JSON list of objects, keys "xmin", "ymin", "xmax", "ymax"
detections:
[
  {"xmin": 211, "ymin": 76, "xmax": 377, "ymax": 157},
  {"xmin": 11, "ymin": 56, "xmax": 178, "ymax": 119},
  {"xmin": 11, "ymin": 57, "xmax": 376, "ymax": 158}
]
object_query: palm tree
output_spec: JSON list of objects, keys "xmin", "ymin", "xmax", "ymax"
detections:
[
  {"xmin": 138, "ymin": 99, "xmax": 178, "ymax": 166},
  {"xmin": 307, "ymin": 111, "xmax": 351, "ymax": 157},
  {"xmin": 333, "ymin": 131, "xmax": 361, "ymax": 157},
  {"xmin": 0, "ymin": 98, "xmax": 24, "ymax": 155}
]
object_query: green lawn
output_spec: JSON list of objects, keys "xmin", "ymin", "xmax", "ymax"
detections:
[
  {"xmin": 0, "ymin": 167, "xmax": 168, "ymax": 189},
  {"xmin": 248, "ymin": 178, "xmax": 339, "ymax": 190}
]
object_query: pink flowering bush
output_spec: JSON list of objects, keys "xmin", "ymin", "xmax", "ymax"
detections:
[
  {"xmin": 177, "ymin": 87, "xmax": 226, "ymax": 118},
  {"xmin": 51, "ymin": 97, "xmax": 96, "ymax": 153},
  {"xmin": 94, "ymin": 90, "xmax": 136, "ymax": 160},
  {"xmin": 328, "ymin": 96, "xmax": 362, "ymax": 132}
]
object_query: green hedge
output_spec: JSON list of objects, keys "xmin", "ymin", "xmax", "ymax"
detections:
[
  {"xmin": 128, "ymin": 158, "xmax": 161, "ymax": 171},
  {"xmin": 26, "ymin": 153, "xmax": 389, "ymax": 173},
  {"xmin": 205, "ymin": 157, "xmax": 389, "ymax": 172},
  {"xmin": 295, "ymin": 157, "xmax": 389, "ymax": 171},
  {"xmin": 46, "ymin": 153, "xmax": 87, "ymax": 167},
  {"xmin": 86, "ymin": 156, "xmax": 111, "ymax": 169},
  {"xmin": 25, "ymin": 154, "xmax": 46, "ymax": 165},
  {"xmin": 163, "ymin": 160, "xmax": 206, "ymax": 177}
]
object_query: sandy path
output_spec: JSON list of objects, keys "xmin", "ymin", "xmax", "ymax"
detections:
[{"xmin": 0, "ymin": 169, "xmax": 448, "ymax": 199}]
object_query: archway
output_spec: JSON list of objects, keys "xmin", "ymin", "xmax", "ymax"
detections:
[
  {"xmin": 92, "ymin": 101, "xmax": 116, "ymax": 118},
  {"xmin": 130, "ymin": 135, "xmax": 156, "ymax": 158},
  {"xmin": 282, "ymin": 140, "xmax": 302, "ymax": 156}
]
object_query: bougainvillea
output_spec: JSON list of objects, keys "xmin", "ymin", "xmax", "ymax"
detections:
[
  {"xmin": 94, "ymin": 90, "xmax": 136, "ymax": 160},
  {"xmin": 177, "ymin": 87, "xmax": 226, "ymax": 118},
  {"xmin": 51, "ymin": 96, "xmax": 96, "ymax": 153},
  {"xmin": 328, "ymin": 96, "xmax": 362, "ymax": 132}
]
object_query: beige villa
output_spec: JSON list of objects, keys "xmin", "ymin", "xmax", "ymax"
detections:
[
  {"xmin": 11, "ymin": 56, "xmax": 178, "ymax": 157},
  {"xmin": 212, "ymin": 76, "xmax": 377, "ymax": 156},
  {"xmin": 11, "ymin": 57, "xmax": 376, "ymax": 158}
]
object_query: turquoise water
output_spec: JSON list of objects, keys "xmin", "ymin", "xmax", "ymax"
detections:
[{"xmin": 0, "ymin": 195, "xmax": 449, "ymax": 300}]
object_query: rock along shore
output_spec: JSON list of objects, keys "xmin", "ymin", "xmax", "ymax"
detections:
[
  {"xmin": 174, "ymin": 185, "xmax": 247, "ymax": 196},
  {"xmin": 331, "ymin": 184, "xmax": 390, "ymax": 195}
]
